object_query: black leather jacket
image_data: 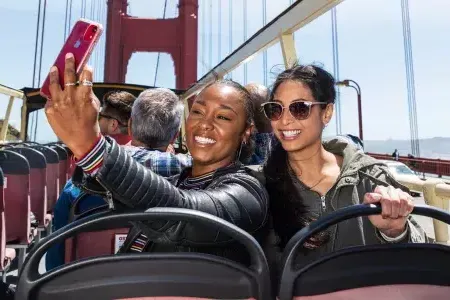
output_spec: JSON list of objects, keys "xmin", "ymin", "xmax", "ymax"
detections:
[{"xmin": 72, "ymin": 138, "xmax": 269, "ymax": 264}]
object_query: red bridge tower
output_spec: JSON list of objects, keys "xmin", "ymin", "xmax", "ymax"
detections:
[{"xmin": 104, "ymin": 0, "xmax": 198, "ymax": 90}]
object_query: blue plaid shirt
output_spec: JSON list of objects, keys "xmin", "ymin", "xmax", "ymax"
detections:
[
  {"xmin": 248, "ymin": 133, "xmax": 274, "ymax": 165},
  {"xmin": 123, "ymin": 145, "xmax": 193, "ymax": 177}
]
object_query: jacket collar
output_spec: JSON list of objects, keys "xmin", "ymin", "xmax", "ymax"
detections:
[
  {"xmin": 108, "ymin": 134, "xmax": 132, "ymax": 145},
  {"xmin": 323, "ymin": 137, "xmax": 385, "ymax": 187},
  {"xmin": 178, "ymin": 161, "xmax": 243, "ymax": 182}
]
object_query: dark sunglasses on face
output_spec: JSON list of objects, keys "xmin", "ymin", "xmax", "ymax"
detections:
[
  {"xmin": 260, "ymin": 100, "xmax": 328, "ymax": 121},
  {"xmin": 98, "ymin": 113, "xmax": 127, "ymax": 126}
]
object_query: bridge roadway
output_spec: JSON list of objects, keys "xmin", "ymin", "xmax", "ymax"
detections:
[{"xmin": 412, "ymin": 195, "xmax": 450, "ymax": 241}]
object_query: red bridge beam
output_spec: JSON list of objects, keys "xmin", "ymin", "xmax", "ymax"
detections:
[
  {"xmin": 366, "ymin": 152, "xmax": 450, "ymax": 178},
  {"xmin": 104, "ymin": 0, "xmax": 198, "ymax": 90}
]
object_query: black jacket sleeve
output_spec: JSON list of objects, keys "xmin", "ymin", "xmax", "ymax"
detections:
[{"xmin": 74, "ymin": 138, "xmax": 269, "ymax": 245}]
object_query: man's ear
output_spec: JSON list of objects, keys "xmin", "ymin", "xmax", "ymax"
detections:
[{"xmin": 128, "ymin": 118, "xmax": 132, "ymax": 136}]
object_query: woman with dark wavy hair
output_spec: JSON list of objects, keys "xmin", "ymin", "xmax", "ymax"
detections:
[
  {"xmin": 41, "ymin": 54, "xmax": 268, "ymax": 265},
  {"xmin": 262, "ymin": 64, "xmax": 427, "ymax": 267}
]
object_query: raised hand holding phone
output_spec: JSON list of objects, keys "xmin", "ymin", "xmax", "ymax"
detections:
[{"xmin": 45, "ymin": 54, "xmax": 101, "ymax": 159}]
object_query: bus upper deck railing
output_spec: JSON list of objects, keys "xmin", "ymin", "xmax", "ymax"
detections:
[
  {"xmin": 394, "ymin": 176, "xmax": 450, "ymax": 244},
  {"xmin": 0, "ymin": 84, "xmax": 26, "ymax": 142}
]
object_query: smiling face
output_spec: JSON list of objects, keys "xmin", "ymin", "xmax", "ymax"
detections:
[
  {"xmin": 186, "ymin": 83, "xmax": 252, "ymax": 173},
  {"xmin": 271, "ymin": 80, "xmax": 333, "ymax": 153}
]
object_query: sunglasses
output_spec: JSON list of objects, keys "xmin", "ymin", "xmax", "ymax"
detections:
[
  {"xmin": 261, "ymin": 100, "xmax": 328, "ymax": 121},
  {"xmin": 98, "ymin": 113, "xmax": 127, "ymax": 126}
]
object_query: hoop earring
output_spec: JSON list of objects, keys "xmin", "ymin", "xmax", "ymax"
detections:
[{"xmin": 236, "ymin": 141, "xmax": 246, "ymax": 161}]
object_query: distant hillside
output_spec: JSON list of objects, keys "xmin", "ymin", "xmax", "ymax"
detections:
[{"xmin": 364, "ymin": 137, "xmax": 450, "ymax": 159}]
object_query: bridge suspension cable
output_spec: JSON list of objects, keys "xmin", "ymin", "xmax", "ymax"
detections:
[
  {"xmin": 64, "ymin": 0, "xmax": 69, "ymax": 41},
  {"xmin": 228, "ymin": 0, "xmax": 233, "ymax": 79},
  {"xmin": 401, "ymin": 0, "xmax": 420, "ymax": 157},
  {"xmin": 30, "ymin": 0, "xmax": 42, "ymax": 141},
  {"xmin": 208, "ymin": 1, "xmax": 213, "ymax": 73},
  {"xmin": 331, "ymin": 7, "xmax": 342, "ymax": 135},
  {"xmin": 243, "ymin": 0, "xmax": 248, "ymax": 84},
  {"xmin": 30, "ymin": 0, "xmax": 47, "ymax": 141},
  {"xmin": 262, "ymin": 0, "xmax": 267, "ymax": 86},
  {"xmin": 218, "ymin": 0, "xmax": 221, "ymax": 62}
]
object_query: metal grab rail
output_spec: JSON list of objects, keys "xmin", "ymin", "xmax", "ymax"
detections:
[
  {"xmin": 0, "ymin": 84, "xmax": 26, "ymax": 142},
  {"xmin": 394, "ymin": 176, "xmax": 450, "ymax": 243}
]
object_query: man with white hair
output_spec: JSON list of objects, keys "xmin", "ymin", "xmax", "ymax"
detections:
[
  {"xmin": 124, "ymin": 88, "xmax": 191, "ymax": 176},
  {"xmin": 46, "ymin": 88, "xmax": 191, "ymax": 270}
]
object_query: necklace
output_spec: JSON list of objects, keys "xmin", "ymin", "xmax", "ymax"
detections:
[{"xmin": 287, "ymin": 158, "xmax": 327, "ymax": 191}]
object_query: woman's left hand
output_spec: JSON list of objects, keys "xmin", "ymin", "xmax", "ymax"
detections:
[
  {"xmin": 363, "ymin": 185, "xmax": 414, "ymax": 238},
  {"xmin": 44, "ymin": 53, "xmax": 101, "ymax": 158}
]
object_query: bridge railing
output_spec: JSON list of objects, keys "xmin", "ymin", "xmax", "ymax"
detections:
[
  {"xmin": 367, "ymin": 152, "xmax": 450, "ymax": 178},
  {"xmin": 393, "ymin": 176, "xmax": 450, "ymax": 244}
]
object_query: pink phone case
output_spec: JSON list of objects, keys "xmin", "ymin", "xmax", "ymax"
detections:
[{"xmin": 40, "ymin": 19, "xmax": 103, "ymax": 99}]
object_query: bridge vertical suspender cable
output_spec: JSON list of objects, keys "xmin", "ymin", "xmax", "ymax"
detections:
[
  {"xmin": 208, "ymin": 1, "xmax": 213, "ymax": 72},
  {"xmin": 153, "ymin": 0, "xmax": 168, "ymax": 87},
  {"xmin": 100, "ymin": 0, "xmax": 106, "ymax": 80},
  {"xmin": 91, "ymin": 0, "xmax": 97, "ymax": 80},
  {"xmin": 331, "ymin": 7, "xmax": 342, "ymax": 135},
  {"xmin": 401, "ymin": 0, "xmax": 420, "ymax": 156},
  {"xmin": 68, "ymin": 0, "xmax": 73, "ymax": 36},
  {"xmin": 218, "ymin": 0, "xmax": 221, "ymax": 62},
  {"xmin": 243, "ymin": 0, "xmax": 248, "ymax": 85},
  {"xmin": 30, "ymin": 0, "xmax": 42, "ymax": 141},
  {"xmin": 34, "ymin": 0, "xmax": 48, "ymax": 141},
  {"xmin": 227, "ymin": 0, "xmax": 233, "ymax": 79},
  {"xmin": 405, "ymin": 0, "xmax": 420, "ymax": 157},
  {"xmin": 201, "ymin": 1, "xmax": 206, "ymax": 76},
  {"xmin": 401, "ymin": 0, "xmax": 414, "ymax": 155},
  {"xmin": 64, "ymin": 0, "xmax": 69, "ymax": 41},
  {"xmin": 262, "ymin": 0, "xmax": 267, "ymax": 86},
  {"xmin": 89, "ymin": 0, "xmax": 96, "ymax": 80}
]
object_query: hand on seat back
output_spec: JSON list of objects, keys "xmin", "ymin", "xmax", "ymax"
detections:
[
  {"xmin": 44, "ymin": 53, "xmax": 101, "ymax": 158},
  {"xmin": 363, "ymin": 185, "xmax": 414, "ymax": 238}
]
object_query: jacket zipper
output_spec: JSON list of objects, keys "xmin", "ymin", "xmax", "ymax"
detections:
[
  {"xmin": 94, "ymin": 176, "xmax": 115, "ymax": 209},
  {"xmin": 320, "ymin": 195, "xmax": 326, "ymax": 212}
]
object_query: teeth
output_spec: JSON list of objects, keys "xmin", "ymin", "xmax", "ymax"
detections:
[
  {"xmin": 195, "ymin": 136, "xmax": 216, "ymax": 144},
  {"xmin": 282, "ymin": 130, "xmax": 301, "ymax": 137}
]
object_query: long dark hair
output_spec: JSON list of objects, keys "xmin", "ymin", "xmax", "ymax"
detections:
[{"xmin": 264, "ymin": 64, "xmax": 336, "ymax": 250}]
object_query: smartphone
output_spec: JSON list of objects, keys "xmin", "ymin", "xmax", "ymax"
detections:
[{"xmin": 40, "ymin": 19, "xmax": 103, "ymax": 99}]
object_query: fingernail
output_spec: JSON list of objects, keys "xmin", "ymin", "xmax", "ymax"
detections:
[
  {"xmin": 370, "ymin": 193, "xmax": 382, "ymax": 201},
  {"xmin": 65, "ymin": 52, "xmax": 73, "ymax": 59},
  {"xmin": 50, "ymin": 66, "xmax": 57, "ymax": 72}
]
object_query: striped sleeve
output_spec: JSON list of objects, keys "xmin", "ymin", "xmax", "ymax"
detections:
[{"xmin": 75, "ymin": 135, "xmax": 106, "ymax": 175}]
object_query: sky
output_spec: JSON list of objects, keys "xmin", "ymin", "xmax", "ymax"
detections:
[{"xmin": 0, "ymin": 0, "xmax": 449, "ymax": 152}]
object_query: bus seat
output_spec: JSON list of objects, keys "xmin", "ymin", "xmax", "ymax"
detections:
[
  {"xmin": 0, "ymin": 166, "xmax": 14, "ymax": 272},
  {"xmin": 65, "ymin": 228, "xmax": 130, "ymax": 262},
  {"xmin": 61, "ymin": 145, "xmax": 75, "ymax": 181},
  {"xmin": 0, "ymin": 150, "xmax": 32, "ymax": 244},
  {"xmin": 30, "ymin": 146, "xmax": 59, "ymax": 212},
  {"xmin": 278, "ymin": 204, "xmax": 450, "ymax": 300},
  {"xmin": 8, "ymin": 147, "xmax": 49, "ymax": 227},
  {"xmin": 65, "ymin": 196, "xmax": 129, "ymax": 262},
  {"xmin": 48, "ymin": 145, "xmax": 69, "ymax": 193},
  {"xmin": 16, "ymin": 208, "xmax": 272, "ymax": 300}
]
